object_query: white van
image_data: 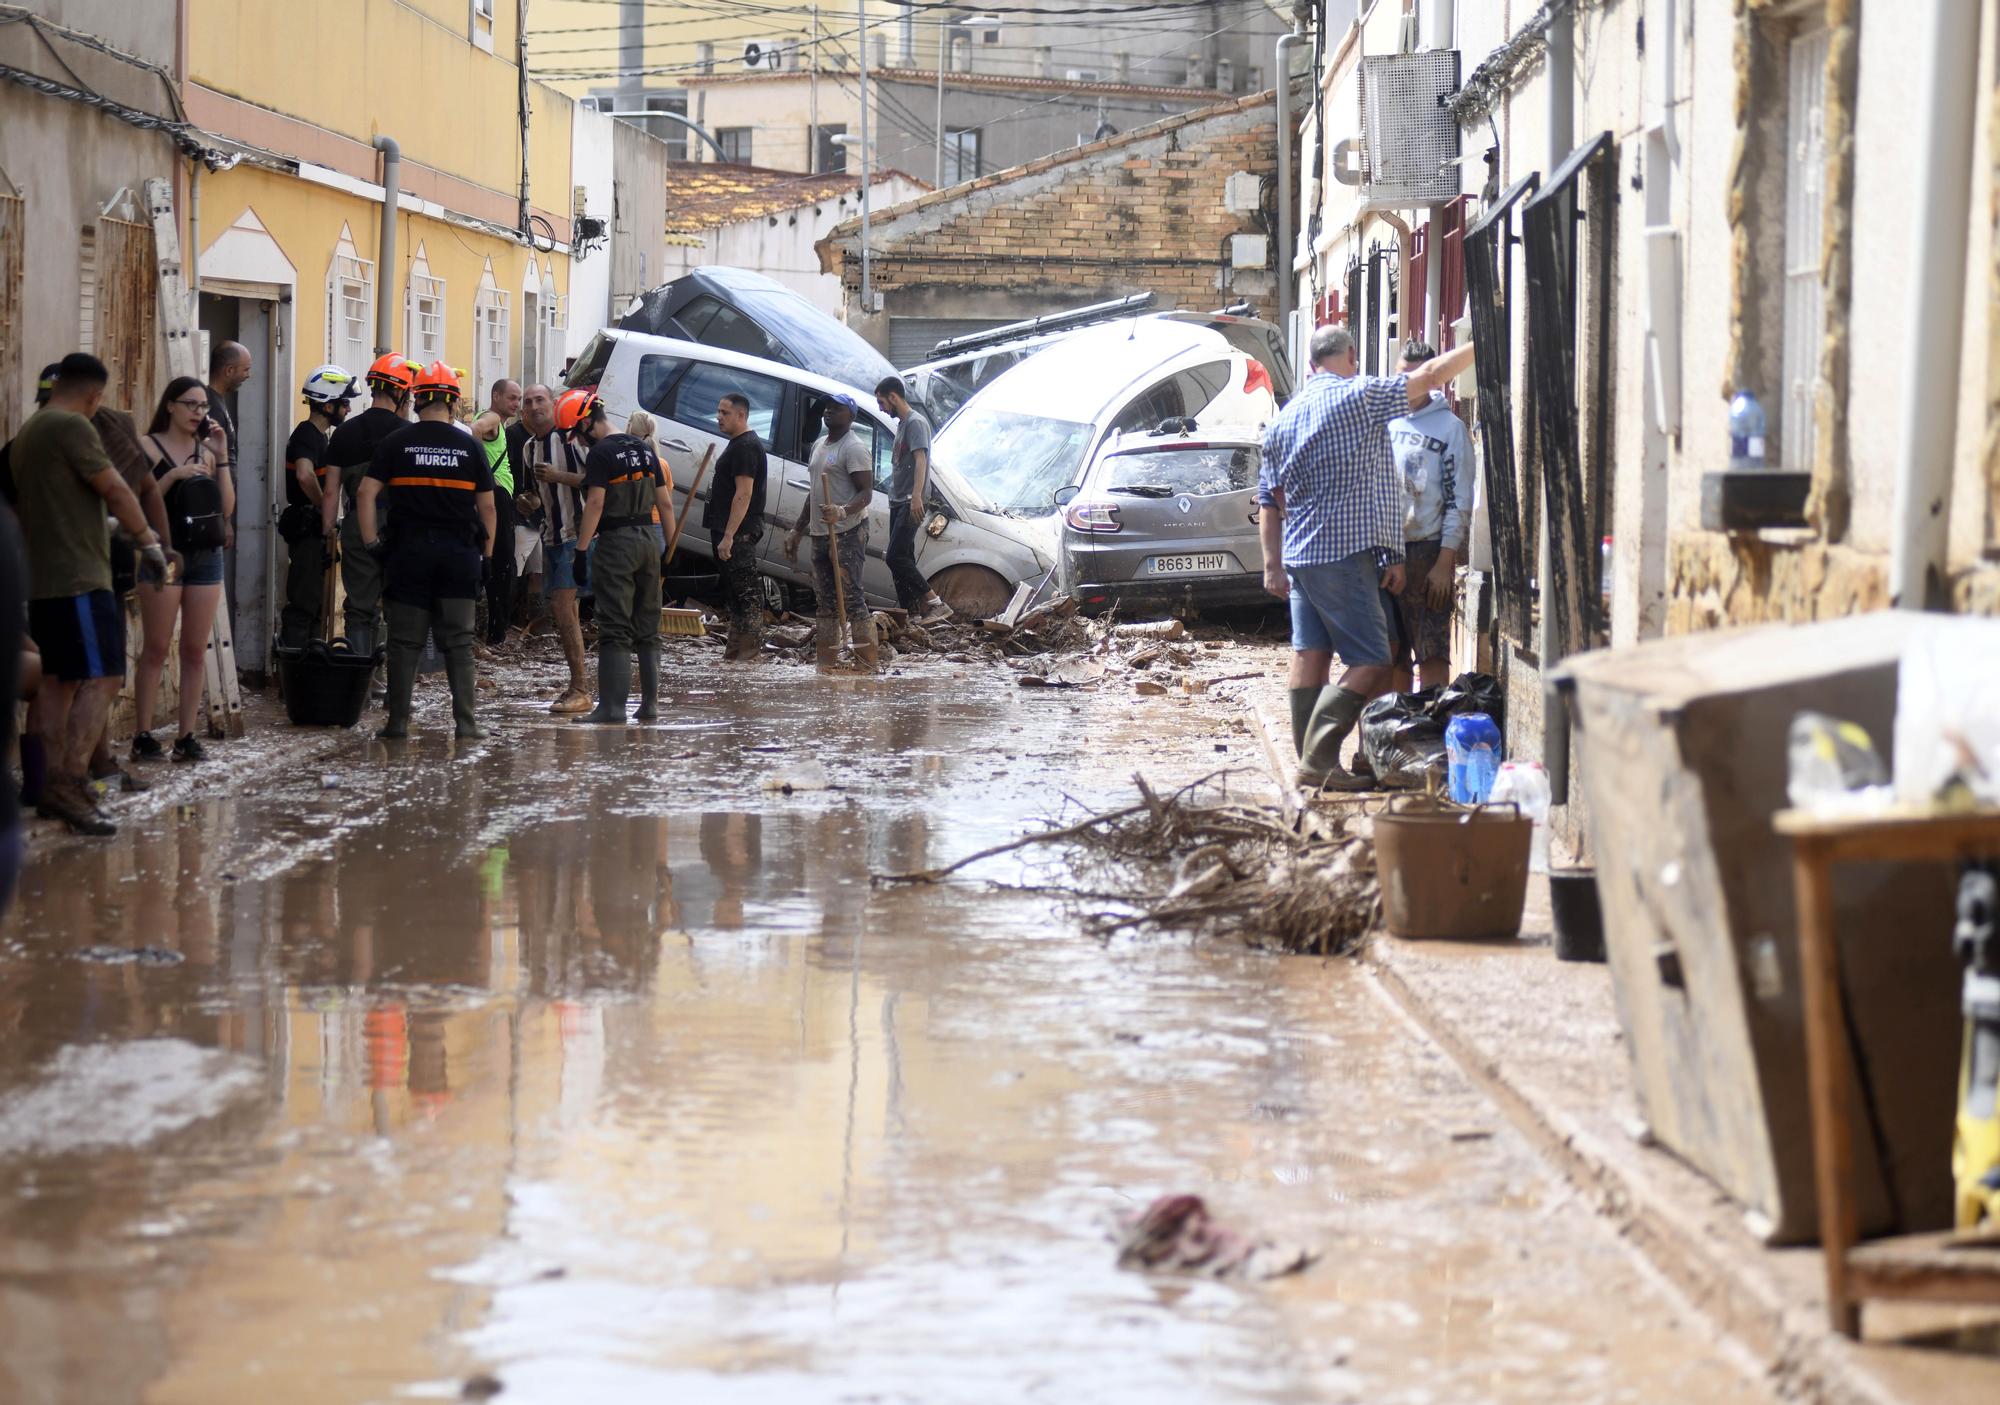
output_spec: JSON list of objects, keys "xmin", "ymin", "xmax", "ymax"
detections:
[
  {"xmin": 565, "ymin": 329, "xmax": 1048, "ymax": 616},
  {"xmin": 927, "ymin": 317, "xmax": 1283, "ymax": 561}
]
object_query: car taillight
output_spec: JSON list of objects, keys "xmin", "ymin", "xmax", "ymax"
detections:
[
  {"xmin": 1064, "ymin": 500, "xmax": 1121, "ymax": 533},
  {"xmin": 1244, "ymin": 358, "xmax": 1274, "ymax": 398}
]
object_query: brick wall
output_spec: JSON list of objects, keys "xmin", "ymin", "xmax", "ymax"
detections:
[{"xmin": 824, "ymin": 96, "xmax": 1284, "ymax": 330}]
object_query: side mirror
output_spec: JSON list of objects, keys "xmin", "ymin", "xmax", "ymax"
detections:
[{"xmin": 1052, "ymin": 484, "xmax": 1080, "ymax": 507}]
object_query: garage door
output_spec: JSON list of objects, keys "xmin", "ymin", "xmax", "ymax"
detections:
[{"xmin": 887, "ymin": 316, "xmax": 1013, "ymax": 367}]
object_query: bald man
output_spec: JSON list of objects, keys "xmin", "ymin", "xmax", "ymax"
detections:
[{"xmin": 207, "ymin": 339, "xmax": 252, "ymax": 480}]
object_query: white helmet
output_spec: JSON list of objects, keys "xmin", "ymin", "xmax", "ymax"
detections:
[{"xmin": 302, "ymin": 363, "xmax": 359, "ymax": 406}]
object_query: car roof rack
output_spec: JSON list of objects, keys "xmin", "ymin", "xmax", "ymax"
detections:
[{"xmin": 927, "ymin": 293, "xmax": 1158, "ymax": 360}]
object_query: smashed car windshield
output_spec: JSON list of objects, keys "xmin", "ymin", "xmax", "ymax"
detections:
[
  {"xmin": 934, "ymin": 406, "xmax": 1093, "ymax": 516},
  {"xmin": 1102, "ymin": 445, "xmax": 1258, "ymax": 497}
]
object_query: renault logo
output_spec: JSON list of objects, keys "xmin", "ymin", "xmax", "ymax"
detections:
[{"xmin": 1176, "ymin": 495, "xmax": 1194, "ymax": 515}]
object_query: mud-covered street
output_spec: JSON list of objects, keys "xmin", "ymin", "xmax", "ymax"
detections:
[{"xmin": 0, "ymin": 641, "xmax": 1769, "ymax": 1404}]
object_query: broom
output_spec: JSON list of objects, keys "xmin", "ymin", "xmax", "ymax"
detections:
[{"xmin": 658, "ymin": 443, "xmax": 715, "ymax": 638}]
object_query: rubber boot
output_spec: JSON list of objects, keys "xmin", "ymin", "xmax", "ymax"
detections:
[
  {"xmin": 578, "ymin": 647, "xmax": 630, "ymax": 724},
  {"xmin": 377, "ymin": 603, "xmax": 427, "ymax": 739},
  {"xmin": 346, "ymin": 621, "xmax": 375, "ymax": 658},
  {"xmin": 634, "ymin": 646, "xmax": 661, "ymax": 721},
  {"xmin": 814, "ymin": 620, "xmax": 840, "ymax": 673},
  {"xmin": 1297, "ymin": 686, "xmax": 1372, "ymax": 792},
  {"xmin": 437, "ymin": 598, "xmax": 484, "ymax": 740},
  {"xmin": 1288, "ymin": 686, "xmax": 1320, "ymax": 759},
  {"xmin": 852, "ymin": 615, "xmax": 880, "ymax": 672}
]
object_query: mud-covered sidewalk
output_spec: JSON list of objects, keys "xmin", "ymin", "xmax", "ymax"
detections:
[{"xmin": 2, "ymin": 625, "xmax": 1772, "ymax": 1404}]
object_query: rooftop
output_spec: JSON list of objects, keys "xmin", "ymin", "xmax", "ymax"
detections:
[{"xmin": 664, "ymin": 162, "xmax": 929, "ymax": 235}]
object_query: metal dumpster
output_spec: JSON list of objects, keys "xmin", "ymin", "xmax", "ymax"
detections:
[{"xmin": 1555, "ymin": 613, "xmax": 1964, "ymax": 1243}]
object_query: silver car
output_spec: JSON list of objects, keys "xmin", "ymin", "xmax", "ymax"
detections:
[{"xmin": 1052, "ymin": 421, "xmax": 1270, "ymax": 615}]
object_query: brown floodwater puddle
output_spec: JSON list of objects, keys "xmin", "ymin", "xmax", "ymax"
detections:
[{"xmin": 0, "ymin": 668, "xmax": 1772, "ymax": 1403}]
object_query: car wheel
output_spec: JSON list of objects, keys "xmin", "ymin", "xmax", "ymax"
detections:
[
  {"xmin": 927, "ymin": 564, "xmax": 1013, "ymax": 620},
  {"xmin": 759, "ymin": 574, "xmax": 787, "ymax": 617}
]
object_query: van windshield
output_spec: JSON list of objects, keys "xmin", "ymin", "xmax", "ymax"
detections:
[{"xmin": 932, "ymin": 405, "xmax": 1092, "ymax": 517}]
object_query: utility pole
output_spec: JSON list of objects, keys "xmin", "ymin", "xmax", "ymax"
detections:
[
  {"xmin": 858, "ymin": 0, "xmax": 872, "ymax": 313},
  {"xmin": 935, "ymin": 9, "xmax": 946, "ymax": 185},
  {"xmin": 810, "ymin": 2, "xmax": 820, "ymax": 173}
]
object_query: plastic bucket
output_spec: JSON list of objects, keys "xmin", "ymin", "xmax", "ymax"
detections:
[
  {"xmin": 1373, "ymin": 796, "xmax": 1533, "ymax": 940},
  {"xmin": 1549, "ymin": 868, "xmax": 1606, "ymax": 963},
  {"xmin": 276, "ymin": 644, "xmax": 379, "ymax": 727}
]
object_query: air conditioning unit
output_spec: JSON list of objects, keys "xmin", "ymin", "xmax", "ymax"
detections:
[
  {"xmin": 1065, "ymin": 68, "xmax": 1101, "ymax": 82},
  {"xmin": 743, "ymin": 39, "xmax": 785, "ymax": 71},
  {"xmin": 1355, "ymin": 50, "xmax": 1461, "ymax": 211}
]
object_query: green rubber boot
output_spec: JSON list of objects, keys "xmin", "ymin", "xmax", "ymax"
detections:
[
  {"xmin": 437, "ymin": 598, "xmax": 484, "ymax": 740},
  {"xmin": 578, "ymin": 647, "xmax": 630, "ymax": 724},
  {"xmin": 1296, "ymin": 686, "xmax": 1373, "ymax": 792},
  {"xmin": 376, "ymin": 602, "xmax": 428, "ymax": 740},
  {"xmin": 1288, "ymin": 686, "xmax": 1320, "ymax": 759},
  {"xmin": 634, "ymin": 645, "xmax": 661, "ymax": 721}
]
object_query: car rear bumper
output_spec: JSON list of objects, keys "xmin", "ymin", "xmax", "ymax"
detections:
[{"xmin": 1066, "ymin": 571, "xmax": 1274, "ymax": 614}]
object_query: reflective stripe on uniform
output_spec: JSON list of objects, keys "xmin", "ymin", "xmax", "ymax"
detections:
[{"xmin": 388, "ymin": 476, "xmax": 478, "ymax": 490}]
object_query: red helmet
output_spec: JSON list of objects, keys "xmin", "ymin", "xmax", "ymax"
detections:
[
  {"xmin": 365, "ymin": 352, "xmax": 416, "ymax": 393},
  {"xmin": 412, "ymin": 360, "xmax": 463, "ymax": 400},
  {"xmin": 555, "ymin": 387, "xmax": 603, "ymax": 432}
]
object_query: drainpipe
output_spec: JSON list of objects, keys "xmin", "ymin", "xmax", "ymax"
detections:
[
  {"xmin": 1421, "ymin": 0, "xmax": 1453, "ymax": 346},
  {"xmin": 1276, "ymin": 22, "xmax": 1304, "ymax": 363},
  {"xmin": 1542, "ymin": 1, "xmax": 1576, "ymax": 803},
  {"xmin": 1889, "ymin": 0, "xmax": 1982, "ymax": 611},
  {"xmin": 188, "ymin": 159, "xmax": 202, "ymax": 333},
  {"xmin": 372, "ymin": 135, "xmax": 401, "ymax": 356}
]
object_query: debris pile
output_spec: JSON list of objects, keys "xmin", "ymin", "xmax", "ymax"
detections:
[
  {"xmin": 1112, "ymin": 1193, "xmax": 1316, "ymax": 1280},
  {"xmin": 877, "ymin": 771, "xmax": 1379, "ymax": 956}
]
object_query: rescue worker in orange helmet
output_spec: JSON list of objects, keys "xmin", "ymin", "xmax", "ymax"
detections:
[
  {"xmin": 355, "ymin": 361, "xmax": 496, "ymax": 740},
  {"xmin": 569, "ymin": 392, "xmax": 673, "ymax": 724},
  {"xmin": 326, "ymin": 352, "xmax": 417, "ymax": 657}
]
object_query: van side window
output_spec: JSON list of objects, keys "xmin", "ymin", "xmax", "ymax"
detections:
[
  {"xmin": 797, "ymin": 397, "xmax": 891, "ymax": 486},
  {"xmin": 638, "ymin": 356, "xmax": 692, "ymax": 416},
  {"xmin": 1110, "ymin": 377, "xmax": 1187, "ymax": 435},
  {"xmin": 673, "ymin": 295, "xmax": 791, "ymax": 366},
  {"xmin": 658, "ymin": 359, "xmax": 782, "ymax": 441},
  {"xmin": 1175, "ymin": 361, "xmax": 1232, "ymax": 413}
]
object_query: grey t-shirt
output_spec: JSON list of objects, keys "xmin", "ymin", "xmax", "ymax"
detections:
[
  {"xmin": 807, "ymin": 430, "xmax": 871, "ymax": 537},
  {"xmin": 888, "ymin": 407, "xmax": 932, "ymax": 504}
]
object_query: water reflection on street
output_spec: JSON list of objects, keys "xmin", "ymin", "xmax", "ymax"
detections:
[{"xmin": 0, "ymin": 671, "xmax": 1767, "ymax": 1404}]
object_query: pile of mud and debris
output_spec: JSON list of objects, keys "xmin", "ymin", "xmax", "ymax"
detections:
[{"xmin": 878, "ymin": 770, "xmax": 1378, "ymax": 956}]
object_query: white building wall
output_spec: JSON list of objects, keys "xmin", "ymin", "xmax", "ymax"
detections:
[{"xmin": 567, "ymin": 107, "xmax": 616, "ymax": 355}]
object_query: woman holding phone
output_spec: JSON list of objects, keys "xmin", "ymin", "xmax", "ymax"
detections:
[{"xmin": 133, "ymin": 376, "xmax": 234, "ymax": 763}]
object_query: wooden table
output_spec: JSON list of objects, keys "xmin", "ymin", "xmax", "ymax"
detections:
[{"xmin": 1775, "ymin": 806, "xmax": 2000, "ymax": 1337}]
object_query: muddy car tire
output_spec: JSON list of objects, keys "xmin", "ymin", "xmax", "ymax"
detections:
[{"xmin": 928, "ymin": 564, "xmax": 1013, "ymax": 621}]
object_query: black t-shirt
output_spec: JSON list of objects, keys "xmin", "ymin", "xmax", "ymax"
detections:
[
  {"xmin": 705, "ymin": 430, "xmax": 768, "ymax": 537},
  {"xmin": 283, "ymin": 419, "xmax": 329, "ymax": 509},
  {"xmin": 207, "ymin": 392, "xmax": 238, "ymax": 468},
  {"xmin": 583, "ymin": 434, "xmax": 666, "ymax": 525},
  {"xmin": 0, "ymin": 502, "xmax": 22, "ymax": 831},
  {"xmin": 327, "ymin": 406, "xmax": 407, "ymax": 501},
  {"xmin": 367, "ymin": 420, "xmax": 494, "ymax": 535}
]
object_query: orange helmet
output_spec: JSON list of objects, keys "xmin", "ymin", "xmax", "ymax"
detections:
[
  {"xmin": 365, "ymin": 352, "xmax": 416, "ymax": 393},
  {"xmin": 411, "ymin": 360, "xmax": 462, "ymax": 400},
  {"xmin": 555, "ymin": 387, "xmax": 603, "ymax": 432}
]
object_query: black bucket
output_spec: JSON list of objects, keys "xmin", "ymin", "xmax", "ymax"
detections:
[
  {"xmin": 1549, "ymin": 868, "xmax": 1606, "ymax": 963},
  {"xmin": 276, "ymin": 642, "xmax": 379, "ymax": 727}
]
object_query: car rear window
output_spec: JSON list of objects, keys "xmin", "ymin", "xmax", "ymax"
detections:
[{"xmin": 1101, "ymin": 445, "xmax": 1259, "ymax": 497}]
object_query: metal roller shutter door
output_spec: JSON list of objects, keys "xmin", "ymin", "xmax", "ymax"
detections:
[{"xmin": 887, "ymin": 316, "xmax": 1012, "ymax": 366}]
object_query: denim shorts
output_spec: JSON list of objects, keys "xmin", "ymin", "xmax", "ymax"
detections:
[
  {"xmin": 545, "ymin": 540, "xmax": 578, "ymax": 592},
  {"xmin": 1288, "ymin": 550, "xmax": 1392, "ymax": 667},
  {"xmin": 178, "ymin": 547, "xmax": 225, "ymax": 587}
]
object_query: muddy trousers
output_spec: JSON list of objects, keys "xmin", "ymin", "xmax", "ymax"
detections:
[
  {"xmin": 582, "ymin": 527, "xmax": 661, "ymax": 724},
  {"xmin": 381, "ymin": 533, "xmax": 482, "ymax": 740},
  {"xmin": 339, "ymin": 501, "xmax": 387, "ymax": 653},
  {"xmin": 712, "ymin": 529, "xmax": 763, "ymax": 656},
  {"xmin": 280, "ymin": 533, "xmax": 326, "ymax": 649},
  {"xmin": 810, "ymin": 524, "xmax": 870, "ymax": 628},
  {"xmin": 886, "ymin": 501, "xmax": 928, "ymax": 613}
]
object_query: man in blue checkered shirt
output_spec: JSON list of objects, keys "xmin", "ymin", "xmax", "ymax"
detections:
[{"xmin": 1258, "ymin": 325, "xmax": 1476, "ymax": 790}]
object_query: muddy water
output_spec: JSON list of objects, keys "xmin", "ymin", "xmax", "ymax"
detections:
[{"xmin": 0, "ymin": 668, "xmax": 1768, "ymax": 1404}]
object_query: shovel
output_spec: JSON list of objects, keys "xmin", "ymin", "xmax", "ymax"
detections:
[
  {"xmin": 819, "ymin": 469, "xmax": 852, "ymax": 634},
  {"xmin": 664, "ymin": 443, "xmax": 715, "ymax": 569}
]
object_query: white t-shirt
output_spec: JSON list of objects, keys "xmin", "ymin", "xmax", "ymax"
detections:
[{"xmin": 807, "ymin": 431, "xmax": 872, "ymax": 537}]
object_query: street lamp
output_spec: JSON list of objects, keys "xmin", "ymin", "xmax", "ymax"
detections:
[
  {"xmin": 936, "ymin": 14, "xmax": 1001, "ymax": 186},
  {"xmin": 831, "ymin": 132, "xmax": 872, "ymax": 314}
]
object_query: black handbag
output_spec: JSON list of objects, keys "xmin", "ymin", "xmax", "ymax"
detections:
[
  {"xmin": 277, "ymin": 502, "xmax": 318, "ymax": 543},
  {"xmin": 150, "ymin": 435, "xmax": 227, "ymax": 552}
]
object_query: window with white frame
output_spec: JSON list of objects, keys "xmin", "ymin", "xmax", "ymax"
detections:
[
  {"xmin": 470, "ymin": 0, "xmax": 495, "ymax": 52},
  {"xmin": 544, "ymin": 286, "xmax": 568, "ymax": 380},
  {"xmin": 473, "ymin": 278, "xmax": 511, "ymax": 409},
  {"xmin": 1781, "ymin": 23, "xmax": 1829, "ymax": 473},
  {"xmin": 327, "ymin": 239, "xmax": 375, "ymax": 378},
  {"xmin": 943, "ymin": 129, "xmax": 981, "ymax": 185},
  {"xmin": 405, "ymin": 247, "xmax": 445, "ymax": 366}
]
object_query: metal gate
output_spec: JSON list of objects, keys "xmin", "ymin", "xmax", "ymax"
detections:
[
  {"xmin": 1463, "ymin": 173, "xmax": 1538, "ymax": 644},
  {"xmin": 1522, "ymin": 132, "xmax": 1616, "ymax": 659},
  {"xmin": 888, "ymin": 316, "xmax": 1012, "ymax": 366},
  {"xmin": 93, "ymin": 216, "xmax": 160, "ymax": 417}
]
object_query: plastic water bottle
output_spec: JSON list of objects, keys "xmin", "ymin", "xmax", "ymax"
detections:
[
  {"xmin": 1490, "ymin": 760, "xmax": 1552, "ymax": 872},
  {"xmin": 1445, "ymin": 712, "xmax": 1502, "ymax": 804},
  {"xmin": 1729, "ymin": 389, "xmax": 1768, "ymax": 472}
]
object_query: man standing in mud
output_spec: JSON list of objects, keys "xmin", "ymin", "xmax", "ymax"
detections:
[
  {"xmin": 707, "ymin": 392, "xmax": 767, "ymax": 662},
  {"xmin": 1258, "ymin": 325, "xmax": 1474, "ymax": 791}
]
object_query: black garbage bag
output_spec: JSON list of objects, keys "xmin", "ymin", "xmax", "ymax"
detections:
[
  {"xmin": 1430, "ymin": 671, "xmax": 1503, "ymax": 728},
  {"xmin": 1360, "ymin": 688, "xmax": 1448, "ymax": 791}
]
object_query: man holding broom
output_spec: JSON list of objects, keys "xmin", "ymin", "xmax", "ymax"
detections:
[{"xmin": 783, "ymin": 394, "xmax": 876, "ymax": 673}]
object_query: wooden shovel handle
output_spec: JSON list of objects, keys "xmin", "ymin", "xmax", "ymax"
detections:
[
  {"xmin": 664, "ymin": 443, "xmax": 715, "ymax": 567},
  {"xmin": 820, "ymin": 469, "xmax": 850, "ymax": 626}
]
